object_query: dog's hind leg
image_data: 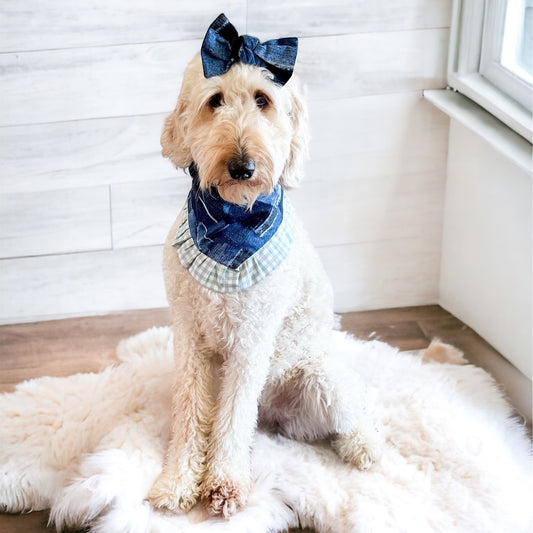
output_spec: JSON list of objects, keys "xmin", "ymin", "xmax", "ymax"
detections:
[
  {"xmin": 259, "ymin": 357, "xmax": 383, "ymax": 470},
  {"xmin": 330, "ymin": 424, "xmax": 382, "ymax": 470}
]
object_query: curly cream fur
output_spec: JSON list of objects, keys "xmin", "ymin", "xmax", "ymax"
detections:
[
  {"xmin": 147, "ymin": 54, "xmax": 382, "ymax": 517},
  {"xmin": 160, "ymin": 55, "xmax": 307, "ymax": 204}
]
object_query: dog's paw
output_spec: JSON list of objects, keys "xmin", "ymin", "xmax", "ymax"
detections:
[
  {"xmin": 333, "ymin": 427, "xmax": 383, "ymax": 470},
  {"xmin": 146, "ymin": 472, "xmax": 200, "ymax": 513},
  {"xmin": 201, "ymin": 477, "xmax": 248, "ymax": 518}
]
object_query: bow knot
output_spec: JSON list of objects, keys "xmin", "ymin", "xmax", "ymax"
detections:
[{"xmin": 201, "ymin": 13, "xmax": 298, "ymax": 86}]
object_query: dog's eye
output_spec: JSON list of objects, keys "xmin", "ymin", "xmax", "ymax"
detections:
[
  {"xmin": 255, "ymin": 92, "xmax": 269, "ymax": 110},
  {"xmin": 208, "ymin": 93, "xmax": 223, "ymax": 109}
]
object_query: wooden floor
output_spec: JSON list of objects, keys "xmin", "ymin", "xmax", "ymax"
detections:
[{"xmin": 0, "ymin": 305, "xmax": 530, "ymax": 532}]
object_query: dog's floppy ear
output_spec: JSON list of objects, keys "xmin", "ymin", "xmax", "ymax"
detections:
[
  {"xmin": 160, "ymin": 99, "xmax": 192, "ymax": 169},
  {"xmin": 160, "ymin": 69, "xmax": 194, "ymax": 169},
  {"xmin": 279, "ymin": 78, "xmax": 309, "ymax": 189}
]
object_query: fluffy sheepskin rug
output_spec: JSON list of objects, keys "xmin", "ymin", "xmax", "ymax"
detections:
[{"xmin": 0, "ymin": 327, "xmax": 531, "ymax": 533}]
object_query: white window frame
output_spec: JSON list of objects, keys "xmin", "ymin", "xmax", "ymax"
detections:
[{"xmin": 448, "ymin": 0, "xmax": 533, "ymax": 143}]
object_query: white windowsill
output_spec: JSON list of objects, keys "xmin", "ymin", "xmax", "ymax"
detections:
[
  {"xmin": 424, "ymin": 89, "xmax": 532, "ymax": 175},
  {"xmin": 449, "ymin": 73, "xmax": 533, "ymax": 143}
]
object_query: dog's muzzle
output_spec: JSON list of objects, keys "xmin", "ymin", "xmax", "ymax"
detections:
[{"xmin": 228, "ymin": 157, "xmax": 255, "ymax": 180}]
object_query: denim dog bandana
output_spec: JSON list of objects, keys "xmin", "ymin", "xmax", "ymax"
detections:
[
  {"xmin": 201, "ymin": 13, "xmax": 298, "ymax": 86},
  {"xmin": 173, "ymin": 166, "xmax": 293, "ymax": 293}
]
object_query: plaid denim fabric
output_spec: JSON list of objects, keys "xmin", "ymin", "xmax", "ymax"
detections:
[{"xmin": 173, "ymin": 195, "xmax": 294, "ymax": 293}]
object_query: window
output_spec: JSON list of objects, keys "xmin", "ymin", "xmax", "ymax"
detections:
[
  {"xmin": 480, "ymin": 0, "xmax": 532, "ymax": 110},
  {"xmin": 448, "ymin": 0, "xmax": 533, "ymax": 142},
  {"xmin": 500, "ymin": 0, "xmax": 532, "ymax": 84}
]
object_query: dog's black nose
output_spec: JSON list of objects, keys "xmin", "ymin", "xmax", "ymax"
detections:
[{"xmin": 228, "ymin": 157, "xmax": 255, "ymax": 180}]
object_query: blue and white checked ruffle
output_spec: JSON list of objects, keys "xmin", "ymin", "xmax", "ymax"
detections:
[{"xmin": 173, "ymin": 195, "xmax": 294, "ymax": 293}]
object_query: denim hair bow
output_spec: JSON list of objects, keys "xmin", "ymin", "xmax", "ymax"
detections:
[{"xmin": 201, "ymin": 13, "xmax": 298, "ymax": 86}]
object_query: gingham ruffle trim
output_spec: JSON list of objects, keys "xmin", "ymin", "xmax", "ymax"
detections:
[{"xmin": 173, "ymin": 195, "xmax": 294, "ymax": 293}]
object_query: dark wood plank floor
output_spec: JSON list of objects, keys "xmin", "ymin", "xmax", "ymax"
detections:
[{"xmin": 0, "ymin": 305, "xmax": 530, "ymax": 532}]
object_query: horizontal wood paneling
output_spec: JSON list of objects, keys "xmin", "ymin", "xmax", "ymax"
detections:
[
  {"xmin": 111, "ymin": 178, "xmax": 187, "ymax": 249},
  {"xmin": 0, "ymin": 235, "xmax": 440, "ymax": 323},
  {"xmin": 0, "ymin": 29, "xmax": 448, "ymax": 127},
  {"xmin": 0, "ymin": 246, "xmax": 167, "ymax": 323},
  {"xmin": 1, "ymin": 92, "xmax": 448, "ymax": 194},
  {"xmin": 0, "ymin": 187, "xmax": 111, "ymax": 258},
  {"xmin": 0, "ymin": 92, "xmax": 448, "ymax": 258},
  {"xmin": 291, "ymin": 170, "xmax": 444, "ymax": 248},
  {"xmin": 0, "ymin": 1, "xmax": 452, "ymax": 53},
  {"xmin": 248, "ymin": 0, "xmax": 452, "ymax": 36},
  {"xmin": 298, "ymin": 30, "xmax": 448, "ymax": 101},
  {"xmin": 0, "ymin": 40, "xmax": 199, "ymax": 127},
  {"xmin": 305, "ymin": 92, "xmax": 449, "ymax": 183},
  {"xmin": 106, "ymin": 168, "xmax": 445, "ymax": 252},
  {"xmin": 319, "ymin": 237, "xmax": 441, "ymax": 312},
  {"xmin": 0, "ymin": 113, "xmax": 179, "ymax": 194},
  {"xmin": 0, "ymin": 1, "xmax": 452, "ymax": 323},
  {"xmin": 0, "ymin": 2, "xmax": 246, "ymax": 52},
  {"xmin": 105, "ymin": 167, "xmax": 445, "ymax": 252}
]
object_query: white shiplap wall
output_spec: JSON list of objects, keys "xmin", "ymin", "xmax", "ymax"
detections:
[{"xmin": 0, "ymin": 1, "xmax": 451, "ymax": 323}]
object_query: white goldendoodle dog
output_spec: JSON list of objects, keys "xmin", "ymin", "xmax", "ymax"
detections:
[{"xmin": 147, "ymin": 14, "xmax": 382, "ymax": 518}]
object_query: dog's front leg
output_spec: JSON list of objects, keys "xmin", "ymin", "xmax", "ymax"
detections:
[
  {"xmin": 201, "ymin": 332, "xmax": 273, "ymax": 518},
  {"xmin": 147, "ymin": 325, "xmax": 213, "ymax": 512}
]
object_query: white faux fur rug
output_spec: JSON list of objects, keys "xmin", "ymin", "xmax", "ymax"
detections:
[{"xmin": 0, "ymin": 327, "xmax": 531, "ymax": 533}]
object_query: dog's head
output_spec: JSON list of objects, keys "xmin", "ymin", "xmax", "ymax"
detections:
[{"xmin": 161, "ymin": 53, "xmax": 308, "ymax": 206}]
